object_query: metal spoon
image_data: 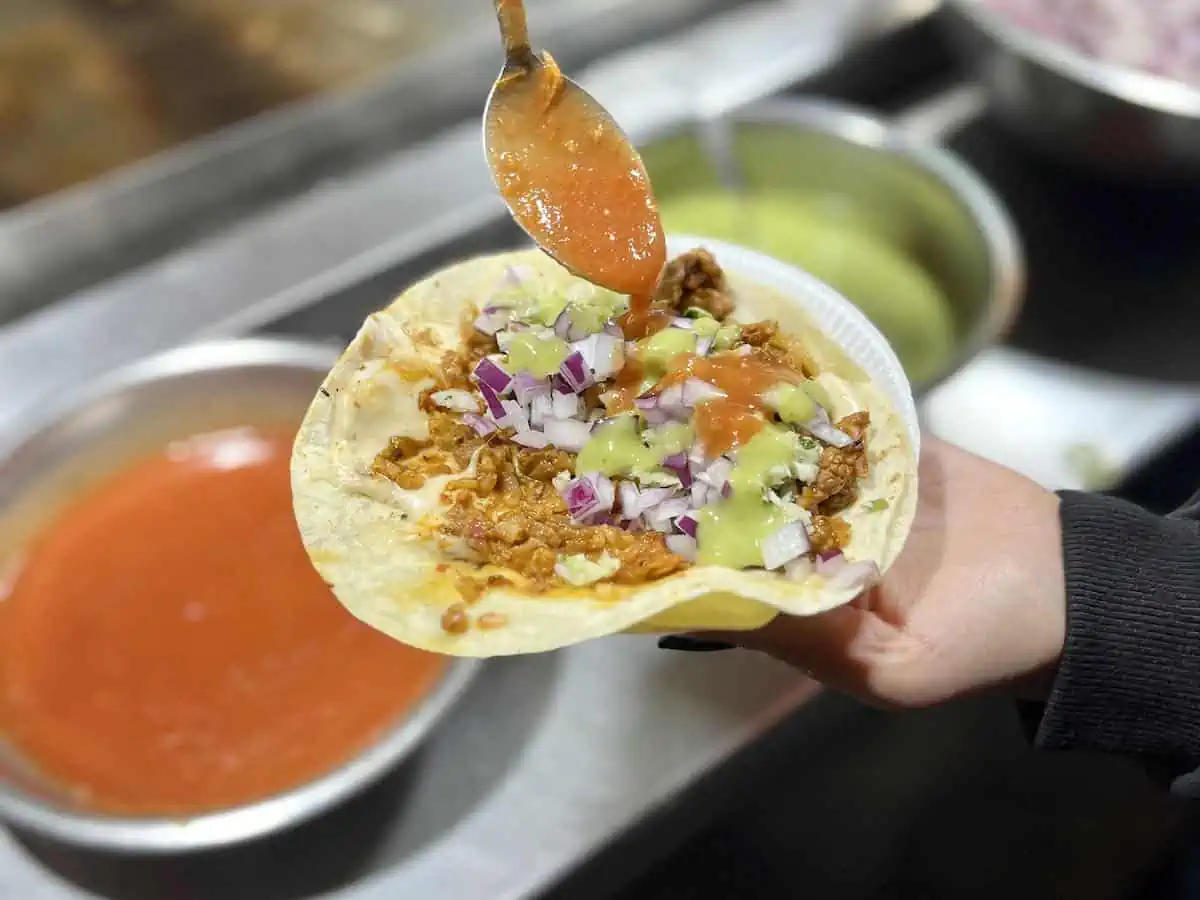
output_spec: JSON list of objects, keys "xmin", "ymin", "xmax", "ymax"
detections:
[{"xmin": 482, "ymin": 0, "xmax": 665, "ymax": 298}]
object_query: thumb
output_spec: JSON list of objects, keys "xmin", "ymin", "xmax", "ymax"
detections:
[{"xmin": 700, "ymin": 596, "xmax": 891, "ymax": 703}]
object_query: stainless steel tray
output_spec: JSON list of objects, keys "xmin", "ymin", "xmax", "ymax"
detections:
[
  {"xmin": 0, "ymin": 0, "xmax": 743, "ymax": 327},
  {"xmin": 1, "ymin": 3, "xmax": 1197, "ymax": 899}
]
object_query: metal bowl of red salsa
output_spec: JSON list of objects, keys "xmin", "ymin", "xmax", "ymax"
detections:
[{"xmin": 0, "ymin": 338, "xmax": 478, "ymax": 853}]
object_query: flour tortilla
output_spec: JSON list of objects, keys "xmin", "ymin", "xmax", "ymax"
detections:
[{"xmin": 291, "ymin": 249, "xmax": 918, "ymax": 657}]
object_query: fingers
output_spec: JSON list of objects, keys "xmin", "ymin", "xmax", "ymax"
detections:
[{"xmin": 702, "ymin": 602, "xmax": 876, "ymax": 695}]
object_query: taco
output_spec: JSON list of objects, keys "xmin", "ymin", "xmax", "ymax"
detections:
[{"xmin": 291, "ymin": 246, "xmax": 917, "ymax": 657}]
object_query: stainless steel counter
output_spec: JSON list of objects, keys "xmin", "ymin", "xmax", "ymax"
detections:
[
  {"xmin": 1, "ymin": 3, "xmax": 1198, "ymax": 899},
  {"xmin": 1, "ymin": 645, "xmax": 825, "ymax": 900},
  {"xmin": 0, "ymin": 0, "xmax": 746, "ymax": 326}
]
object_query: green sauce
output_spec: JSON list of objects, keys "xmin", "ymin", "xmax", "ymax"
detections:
[
  {"xmin": 656, "ymin": 190, "xmax": 957, "ymax": 384},
  {"xmin": 696, "ymin": 425, "xmax": 798, "ymax": 568},
  {"xmin": 713, "ymin": 325, "xmax": 741, "ymax": 351},
  {"xmin": 800, "ymin": 379, "xmax": 833, "ymax": 412},
  {"xmin": 568, "ymin": 289, "xmax": 627, "ymax": 334},
  {"xmin": 765, "ymin": 383, "xmax": 816, "ymax": 425},
  {"xmin": 638, "ymin": 329, "xmax": 697, "ymax": 376},
  {"xmin": 691, "ymin": 316, "xmax": 720, "ymax": 339},
  {"xmin": 576, "ymin": 417, "xmax": 693, "ymax": 477},
  {"xmin": 505, "ymin": 332, "xmax": 569, "ymax": 377},
  {"xmin": 649, "ymin": 423, "xmax": 694, "ymax": 457}
]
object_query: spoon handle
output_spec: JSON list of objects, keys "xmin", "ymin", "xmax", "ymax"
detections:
[{"xmin": 494, "ymin": 0, "xmax": 537, "ymax": 68}]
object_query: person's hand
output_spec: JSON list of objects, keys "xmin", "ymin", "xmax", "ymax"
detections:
[{"xmin": 711, "ymin": 437, "xmax": 1067, "ymax": 709}]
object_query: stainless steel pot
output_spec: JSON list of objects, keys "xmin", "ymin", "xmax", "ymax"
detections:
[
  {"xmin": 639, "ymin": 97, "xmax": 1025, "ymax": 393},
  {"xmin": 941, "ymin": 0, "xmax": 1200, "ymax": 180},
  {"xmin": 0, "ymin": 337, "xmax": 478, "ymax": 854}
]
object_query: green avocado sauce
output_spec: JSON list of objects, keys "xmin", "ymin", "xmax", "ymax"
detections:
[
  {"xmin": 696, "ymin": 424, "xmax": 798, "ymax": 568},
  {"xmin": 504, "ymin": 332, "xmax": 569, "ymax": 377},
  {"xmin": 637, "ymin": 328, "xmax": 697, "ymax": 378},
  {"xmin": 576, "ymin": 417, "xmax": 693, "ymax": 477}
]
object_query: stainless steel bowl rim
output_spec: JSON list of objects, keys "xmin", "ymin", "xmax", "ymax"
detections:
[
  {"xmin": 0, "ymin": 336, "xmax": 481, "ymax": 854},
  {"xmin": 725, "ymin": 96, "xmax": 1026, "ymax": 393},
  {"xmin": 946, "ymin": 0, "xmax": 1200, "ymax": 119}
]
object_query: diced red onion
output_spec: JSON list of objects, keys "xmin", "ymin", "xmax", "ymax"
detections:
[
  {"xmin": 661, "ymin": 452, "xmax": 687, "ymax": 470},
  {"xmin": 662, "ymin": 453, "xmax": 692, "ymax": 488},
  {"xmin": 479, "ymin": 382, "xmax": 507, "ymax": 419},
  {"xmin": 784, "ymin": 556, "xmax": 814, "ymax": 581},
  {"xmin": 529, "ymin": 393, "xmax": 554, "ymax": 428},
  {"xmin": 560, "ymin": 475, "xmax": 608, "ymax": 522},
  {"xmin": 666, "ymin": 534, "xmax": 697, "ymax": 561},
  {"xmin": 656, "ymin": 383, "xmax": 686, "ymax": 414},
  {"xmin": 559, "ymin": 351, "xmax": 593, "ymax": 392},
  {"xmin": 604, "ymin": 322, "xmax": 624, "ymax": 339},
  {"xmin": 553, "ymin": 308, "xmax": 572, "ymax": 340},
  {"xmin": 512, "ymin": 429, "xmax": 550, "ymax": 449},
  {"xmin": 511, "ymin": 372, "xmax": 550, "ymax": 406},
  {"xmin": 552, "ymin": 391, "xmax": 580, "ymax": 419},
  {"xmin": 622, "ymin": 486, "xmax": 677, "ymax": 520},
  {"xmin": 682, "ymin": 378, "xmax": 726, "ymax": 405},
  {"xmin": 690, "ymin": 480, "xmax": 709, "ymax": 507},
  {"xmin": 496, "ymin": 398, "xmax": 529, "ymax": 432},
  {"xmin": 696, "ymin": 337, "xmax": 714, "ymax": 356},
  {"xmin": 543, "ymin": 418, "xmax": 592, "ymax": 452},
  {"xmin": 816, "ymin": 549, "xmax": 846, "ymax": 575},
  {"xmin": 807, "ymin": 420, "xmax": 856, "ymax": 448},
  {"xmin": 826, "ymin": 560, "xmax": 880, "ymax": 592},
  {"xmin": 669, "ymin": 317, "xmax": 694, "ymax": 330},
  {"xmin": 594, "ymin": 334, "xmax": 624, "ymax": 379},
  {"xmin": 676, "ymin": 513, "xmax": 698, "ymax": 538},
  {"xmin": 699, "ymin": 457, "xmax": 733, "ymax": 491},
  {"xmin": 588, "ymin": 474, "xmax": 616, "ymax": 516},
  {"xmin": 736, "ymin": 344, "xmax": 753, "ymax": 356},
  {"xmin": 634, "ymin": 397, "xmax": 672, "ymax": 425},
  {"xmin": 462, "ymin": 413, "xmax": 497, "ymax": 436},
  {"xmin": 721, "ymin": 482, "xmax": 732, "ymax": 498},
  {"xmin": 617, "ymin": 482, "xmax": 641, "ymax": 520},
  {"xmin": 646, "ymin": 498, "xmax": 690, "ymax": 531},
  {"xmin": 474, "ymin": 357, "xmax": 513, "ymax": 396},
  {"xmin": 474, "ymin": 309, "xmax": 512, "ymax": 335},
  {"xmin": 573, "ymin": 333, "xmax": 623, "ymax": 380},
  {"xmin": 496, "ymin": 330, "xmax": 517, "ymax": 352},
  {"xmin": 803, "ymin": 405, "xmax": 856, "ymax": 448},
  {"xmin": 761, "ymin": 522, "xmax": 810, "ymax": 570}
]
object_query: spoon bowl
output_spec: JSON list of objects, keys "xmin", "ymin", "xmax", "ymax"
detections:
[{"xmin": 481, "ymin": 0, "xmax": 665, "ymax": 298}]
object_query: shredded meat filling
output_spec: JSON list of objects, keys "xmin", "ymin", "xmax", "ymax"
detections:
[
  {"xmin": 802, "ymin": 411, "xmax": 869, "ymax": 513},
  {"xmin": 654, "ymin": 248, "xmax": 735, "ymax": 320},
  {"xmin": 367, "ymin": 265, "xmax": 874, "ymax": 590},
  {"xmin": 371, "ymin": 410, "xmax": 493, "ymax": 490},
  {"xmin": 372, "ymin": 421, "xmax": 686, "ymax": 589},
  {"xmin": 442, "ymin": 476, "xmax": 686, "ymax": 588},
  {"xmin": 740, "ymin": 320, "xmax": 778, "ymax": 347},
  {"xmin": 809, "ymin": 514, "xmax": 852, "ymax": 556}
]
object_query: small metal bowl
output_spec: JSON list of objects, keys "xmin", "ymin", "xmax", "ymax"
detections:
[
  {"xmin": 942, "ymin": 0, "xmax": 1200, "ymax": 180},
  {"xmin": 0, "ymin": 337, "xmax": 478, "ymax": 854},
  {"xmin": 639, "ymin": 97, "xmax": 1025, "ymax": 394}
]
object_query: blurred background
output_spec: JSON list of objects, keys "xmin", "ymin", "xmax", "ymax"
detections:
[{"xmin": 1, "ymin": 1, "xmax": 1199, "ymax": 898}]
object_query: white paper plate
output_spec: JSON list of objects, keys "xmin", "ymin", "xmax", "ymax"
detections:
[{"xmin": 666, "ymin": 234, "xmax": 921, "ymax": 460}]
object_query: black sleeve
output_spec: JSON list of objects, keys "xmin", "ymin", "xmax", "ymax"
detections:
[{"xmin": 1019, "ymin": 489, "xmax": 1200, "ymax": 795}]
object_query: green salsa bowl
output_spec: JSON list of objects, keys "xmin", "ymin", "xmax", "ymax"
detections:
[{"xmin": 639, "ymin": 98, "xmax": 1025, "ymax": 392}]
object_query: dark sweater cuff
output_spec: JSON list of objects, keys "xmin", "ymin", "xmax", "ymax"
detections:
[{"xmin": 1032, "ymin": 491, "xmax": 1200, "ymax": 784}]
